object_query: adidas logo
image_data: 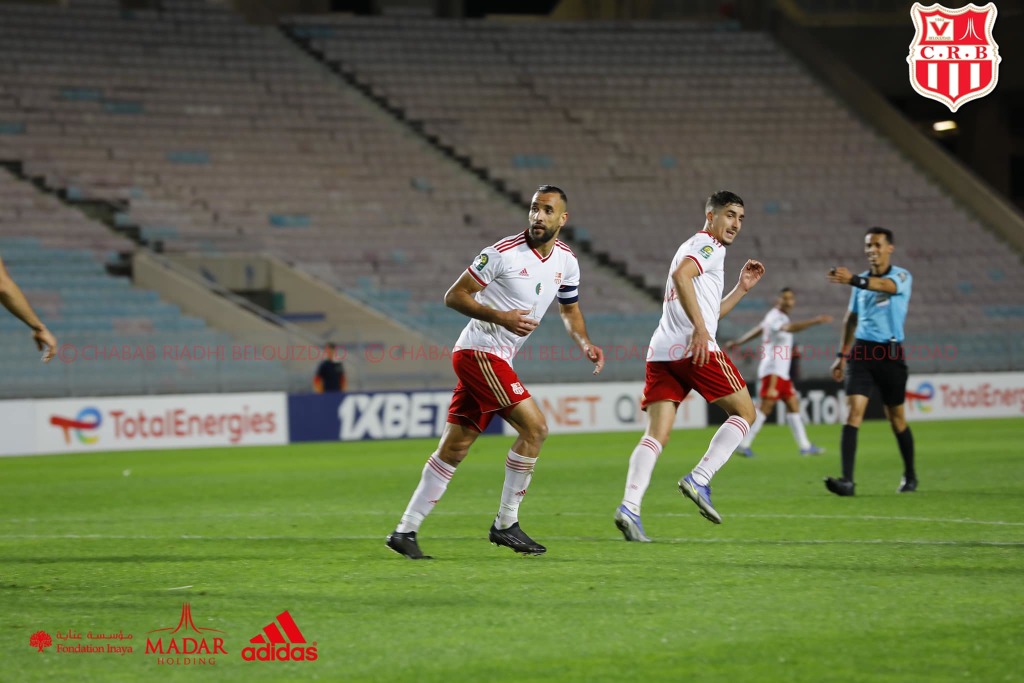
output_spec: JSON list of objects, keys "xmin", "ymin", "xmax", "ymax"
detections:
[
  {"xmin": 241, "ymin": 611, "xmax": 318, "ymax": 662},
  {"xmin": 519, "ymin": 268, "xmax": 529, "ymax": 276}
]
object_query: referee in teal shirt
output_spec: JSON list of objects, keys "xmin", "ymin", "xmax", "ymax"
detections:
[{"xmin": 825, "ymin": 227, "xmax": 916, "ymax": 496}]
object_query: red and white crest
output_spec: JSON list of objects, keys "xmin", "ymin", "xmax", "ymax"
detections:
[{"xmin": 907, "ymin": 3, "xmax": 1001, "ymax": 112}]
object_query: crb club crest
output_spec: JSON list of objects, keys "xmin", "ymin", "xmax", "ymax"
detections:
[{"xmin": 906, "ymin": 3, "xmax": 1001, "ymax": 112}]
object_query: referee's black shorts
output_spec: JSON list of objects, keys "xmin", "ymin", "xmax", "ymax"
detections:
[{"xmin": 844, "ymin": 340, "xmax": 908, "ymax": 406}]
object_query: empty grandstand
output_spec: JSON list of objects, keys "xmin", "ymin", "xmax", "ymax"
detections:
[
  {"xmin": 0, "ymin": 0, "xmax": 1020, "ymax": 398},
  {"xmin": 285, "ymin": 12, "xmax": 1023, "ymax": 375}
]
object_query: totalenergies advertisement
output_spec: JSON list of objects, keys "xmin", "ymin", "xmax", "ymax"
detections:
[
  {"xmin": 1, "ymin": 375, "xmax": 1021, "ymax": 457},
  {"xmin": 904, "ymin": 373, "xmax": 1024, "ymax": 420},
  {"xmin": 35, "ymin": 393, "xmax": 288, "ymax": 453}
]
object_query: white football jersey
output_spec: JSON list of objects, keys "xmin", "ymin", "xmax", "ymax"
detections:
[
  {"xmin": 648, "ymin": 230, "xmax": 726, "ymax": 362},
  {"xmin": 455, "ymin": 231, "xmax": 580, "ymax": 366},
  {"xmin": 757, "ymin": 307, "xmax": 794, "ymax": 380}
]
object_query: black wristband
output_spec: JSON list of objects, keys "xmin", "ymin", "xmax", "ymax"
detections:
[
  {"xmin": 850, "ymin": 275, "xmax": 869, "ymax": 289},
  {"xmin": 836, "ymin": 352, "xmax": 849, "ymax": 360}
]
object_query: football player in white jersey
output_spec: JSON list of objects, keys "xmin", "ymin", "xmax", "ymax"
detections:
[
  {"xmin": 725, "ymin": 288, "xmax": 832, "ymax": 457},
  {"xmin": 615, "ymin": 191, "xmax": 764, "ymax": 541},
  {"xmin": 387, "ymin": 186, "xmax": 605, "ymax": 559}
]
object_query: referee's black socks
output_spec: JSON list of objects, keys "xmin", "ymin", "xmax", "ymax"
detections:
[
  {"xmin": 894, "ymin": 427, "xmax": 916, "ymax": 480},
  {"xmin": 841, "ymin": 425, "xmax": 858, "ymax": 481}
]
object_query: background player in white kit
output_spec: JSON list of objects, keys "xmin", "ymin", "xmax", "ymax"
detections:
[
  {"xmin": 726, "ymin": 288, "xmax": 832, "ymax": 457},
  {"xmin": 387, "ymin": 185, "xmax": 605, "ymax": 559},
  {"xmin": 615, "ymin": 191, "xmax": 764, "ymax": 542}
]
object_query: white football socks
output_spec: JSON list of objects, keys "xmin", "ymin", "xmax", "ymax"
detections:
[
  {"xmin": 396, "ymin": 452, "xmax": 455, "ymax": 533},
  {"xmin": 786, "ymin": 413, "xmax": 811, "ymax": 450},
  {"xmin": 621, "ymin": 435, "xmax": 663, "ymax": 515},
  {"xmin": 690, "ymin": 416, "xmax": 750, "ymax": 486},
  {"xmin": 740, "ymin": 410, "xmax": 767, "ymax": 448},
  {"xmin": 495, "ymin": 449, "xmax": 536, "ymax": 530}
]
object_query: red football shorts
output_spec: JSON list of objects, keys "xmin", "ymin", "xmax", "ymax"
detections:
[
  {"xmin": 447, "ymin": 350, "xmax": 531, "ymax": 432},
  {"xmin": 641, "ymin": 352, "xmax": 746, "ymax": 409},
  {"xmin": 758, "ymin": 374, "xmax": 795, "ymax": 401}
]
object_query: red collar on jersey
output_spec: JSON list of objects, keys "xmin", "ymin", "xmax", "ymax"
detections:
[
  {"xmin": 699, "ymin": 230, "xmax": 724, "ymax": 247},
  {"xmin": 532, "ymin": 246, "xmax": 554, "ymax": 262},
  {"xmin": 523, "ymin": 229, "xmax": 558, "ymax": 262}
]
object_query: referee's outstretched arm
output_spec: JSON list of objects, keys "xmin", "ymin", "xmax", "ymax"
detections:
[{"xmin": 827, "ymin": 266, "xmax": 897, "ymax": 294}]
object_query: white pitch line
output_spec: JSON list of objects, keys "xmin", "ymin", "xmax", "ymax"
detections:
[
  {"xmin": 507, "ymin": 511, "xmax": 1024, "ymax": 527},
  {"xmin": 0, "ymin": 533, "xmax": 1021, "ymax": 547},
  {"xmin": 2, "ymin": 511, "xmax": 1023, "ymax": 527},
  {"xmin": 676, "ymin": 512, "xmax": 1024, "ymax": 527}
]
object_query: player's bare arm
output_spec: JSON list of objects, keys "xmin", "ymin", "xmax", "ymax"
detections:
[
  {"xmin": 720, "ymin": 259, "xmax": 765, "ymax": 319},
  {"xmin": 783, "ymin": 315, "xmax": 833, "ymax": 333},
  {"xmin": 559, "ymin": 302, "xmax": 604, "ymax": 375},
  {"xmin": 830, "ymin": 310, "xmax": 859, "ymax": 382},
  {"xmin": 444, "ymin": 272, "xmax": 538, "ymax": 337},
  {"xmin": 671, "ymin": 257, "xmax": 712, "ymax": 367},
  {"xmin": 0, "ymin": 254, "xmax": 57, "ymax": 362},
  {"xmin": 827, "ymin": 267, "xmax": 898, "ymax": 294},
  {"xmin": 726, "ymin": 325, "xmax": 762, "ymax": 352}
]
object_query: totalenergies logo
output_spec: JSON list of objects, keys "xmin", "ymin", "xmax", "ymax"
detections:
[
  {"xmin": 906, "ymin": 382, "xmax": 935, "ymax": 412},
  {"xmin": 50, "ymin": 407, "xmax": 102, "ymax": 445}
]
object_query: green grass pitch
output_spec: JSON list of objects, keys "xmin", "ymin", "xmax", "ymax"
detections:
[{"xmin": 1, "ymin": 418, "xmax": 1021, "ymax": 682}]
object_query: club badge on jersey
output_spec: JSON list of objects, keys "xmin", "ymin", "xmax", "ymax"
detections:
[{"xmin": 907, "ymin": 3, "xmax": 1001, "ymax": 112}]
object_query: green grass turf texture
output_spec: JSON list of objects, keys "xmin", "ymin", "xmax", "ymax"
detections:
[{"xmin": 1, "ymin": 418, "xmax": 1021, "ymax": 683}]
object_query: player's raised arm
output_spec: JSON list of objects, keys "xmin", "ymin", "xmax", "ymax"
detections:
[
  {"xmin": 0, "ymin": 253, "xmax": 57, "ymax": 362},
  {"xmin": 783, "ymin": 314, "xmax": 833, "ymax": 333},
  {"xmin": 726, "ymin": 324, "xmax": 762, "ymax": 352},
  {"xmin": 720, "ymin": 259, "xmax": 765, "ymax": 319}
]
